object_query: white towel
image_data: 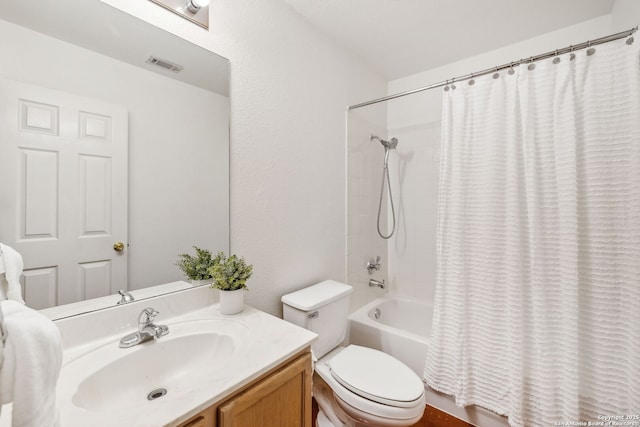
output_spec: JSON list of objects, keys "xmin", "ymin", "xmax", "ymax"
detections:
[
  {"xmin": 0, "ymin": 300, "xmax": 62, "ymax": 427},
  {"xmin": 0, "ymin": 244, "xmax": 26, "ymax": 304},
  {"xmin": 0, "ymin": 302, "xmax": 5, "ymax": 404}
]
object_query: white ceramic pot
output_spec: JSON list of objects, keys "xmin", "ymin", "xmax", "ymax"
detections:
[{"xmin": 219, "ymin": 289, "xmax": 244, "ymax": 315}]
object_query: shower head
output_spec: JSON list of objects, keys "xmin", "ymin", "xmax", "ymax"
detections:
[
  {"xmin": 370, "ymin": 134, "xmax": 398, "ymax": 167},
  {"xmin": 369, "ymin": 134, "xmax": 398, "ymax": 149}
]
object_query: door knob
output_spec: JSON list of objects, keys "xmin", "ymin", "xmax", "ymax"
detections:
[{"xmin": 113, "ymin": 242, "xmax": 125, "ymax": 252}]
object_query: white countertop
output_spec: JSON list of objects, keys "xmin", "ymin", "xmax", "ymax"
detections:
[{"xmin": 0, "ymin": 287, "xmax": 317, "ymax": 427}]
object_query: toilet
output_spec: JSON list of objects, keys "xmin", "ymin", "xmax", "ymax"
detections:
[{"xmin": 282, "ymin": 280, "xmax": 425, "ymax": 427}]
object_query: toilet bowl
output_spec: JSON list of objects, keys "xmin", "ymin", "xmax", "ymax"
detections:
[
  {"xmin": 281, "ymin": 281, "xmax": 426, "ymax": 427},
  {"xmin": 315, "ymin": 346, "xmax": 425, "ymax": 426}
]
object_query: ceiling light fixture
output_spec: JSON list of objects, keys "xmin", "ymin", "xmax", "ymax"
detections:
[{"xmin": 148, "ymin": 0, "xmax": 210, "ymax": 29}]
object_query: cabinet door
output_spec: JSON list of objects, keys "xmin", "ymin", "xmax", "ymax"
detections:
[
  {"xmin": 177, "ymin": 409, "xmax": 215, "ymax": 427},
  {"xmin": 218, "ymin": 353, "xmax": 312, "ymax": 427}
]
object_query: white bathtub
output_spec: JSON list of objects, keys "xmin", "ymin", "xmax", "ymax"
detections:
[
  {"xmin": 348, "ymin": 295, "xmax": 431, "ymax": 375},
  {"xmin": 348, "ymin": 296, "xmax": 508, "ymax": 427}
]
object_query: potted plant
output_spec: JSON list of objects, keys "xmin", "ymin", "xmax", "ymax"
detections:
[
  {"xmin": 175, "ymin": 246, "xmax": 221, "ymax": 286},
  {"xmin": 208, "ymin": 252, "xmax": 253, "ymax": 314}
]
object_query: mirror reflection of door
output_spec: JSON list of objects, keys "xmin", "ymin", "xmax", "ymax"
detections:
[{"xmin": 0, "ymin": 78, "xmax": 128, "ymax": 309}]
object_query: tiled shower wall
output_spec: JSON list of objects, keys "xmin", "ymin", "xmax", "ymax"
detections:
[
  {"xmin": 347, "ymin": 105, "xmax": 440, "ymax": 309},
  {"xmin": 346, "ymin": 109, "xmax": 388, "ymax": 312},
  {"xmin": 347, "ymin": 102, "xmax": 440, "ymax": 309},
  {"xmin": 386, "ymin": 119, "xmax": 440, "ymax": 303}
]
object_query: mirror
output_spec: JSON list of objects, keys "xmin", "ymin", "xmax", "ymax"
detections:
[{"xmin": 0, "ymin": 0, "xmax": 229, "ymax": 318}]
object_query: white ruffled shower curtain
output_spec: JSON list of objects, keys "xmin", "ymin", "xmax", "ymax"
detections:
[{"xmin": 425, "ymin": 38, "xmax": 640, "ymax": 427}]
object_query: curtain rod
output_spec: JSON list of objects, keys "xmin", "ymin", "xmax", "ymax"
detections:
[{"xmin": 348, "ymin": 26, "xmax": 638, "ymax": 111}]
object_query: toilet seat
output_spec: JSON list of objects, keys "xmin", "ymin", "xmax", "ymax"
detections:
[
  {"xmin": 314, "ymin": 346, "xmax": 426, "ymax": 424},
  {"xmin": 329, "ymin": 345, "xmax": 424, "ymax": 408}
]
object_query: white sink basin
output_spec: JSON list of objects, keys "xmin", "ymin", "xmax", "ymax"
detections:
[
  {"xmin": 73, "ymin": 332, "xmax": 233, "ymax": 411},
  {"xmin": 60, "ymin": 319, "xmax": 248, "ymax": 413}
]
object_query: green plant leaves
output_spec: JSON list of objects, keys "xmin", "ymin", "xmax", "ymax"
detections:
[
  {"xmin": 175, "ymin": 246, "xmax": 221, "ymax": 280},
  {"xmin": 176, "ymin": 248, "xmax": 253, "ymax": 289},
  {"xmin": 208, "ymin": 252, "xmax": 253, "ymax": 291}
]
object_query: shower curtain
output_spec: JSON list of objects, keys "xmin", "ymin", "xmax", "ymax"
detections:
[{"xmin": 425, "ymin": 38, "xmax": 640, "ymax": 427}]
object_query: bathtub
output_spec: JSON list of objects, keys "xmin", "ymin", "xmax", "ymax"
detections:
[
  {"xmin": 348, "ymin": 296, "xmax": 508, "ymax": 427},
  {"xmin": 348, "ymin": 295, "xmax": 431, "ymax": 375}
]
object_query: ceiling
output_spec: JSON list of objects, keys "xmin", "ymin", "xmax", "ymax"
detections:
[{"xmin": 282, "ymin": 0, "xmax": 616, "ymax": 80}]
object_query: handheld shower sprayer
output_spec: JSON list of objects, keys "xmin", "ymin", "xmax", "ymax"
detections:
[
  {"xmin": 370, "ymin": 135, "xmax": 398, "ymax": 149},
  {"xmin": 370, "ymin": 135, "xmax": 398, "ymax": 166},
  {"xmin": 369, "ymin": 134, "xmax": 398, "ymax": 239}
]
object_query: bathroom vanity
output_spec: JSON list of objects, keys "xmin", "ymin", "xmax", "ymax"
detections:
[
  {"xmin": 0, "ymin": 285, "xmax": 317, "ymax": 427},
  {"xmin": 176, "ymin": 351, "xmax": 312, "ymax": 427}
]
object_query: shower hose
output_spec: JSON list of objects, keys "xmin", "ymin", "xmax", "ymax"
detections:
[{"xmin": 376, "ymin": 162, "xmax": 396, "ymax": 239}]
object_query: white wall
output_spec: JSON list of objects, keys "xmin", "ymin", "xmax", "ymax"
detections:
[
  {"xmin": 385, "ymin": 15, "xmax": 613, "ymax": 303},
  {"xmin": 99, "ymin": 0, "xmax": 388, "ymax": 316},
  {"xmin": 0, "ymin": 19, "xmax": 229, "ymax": 293},
  {"xmin": 611, "ymin": 0, "xmax": 640, "ymax": 32}
]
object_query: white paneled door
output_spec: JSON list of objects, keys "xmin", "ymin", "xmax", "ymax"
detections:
[{"xmin": 0, "ymin": 78, "xmax": 128, "ymax": 309}]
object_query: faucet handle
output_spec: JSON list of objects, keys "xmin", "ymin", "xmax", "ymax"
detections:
[
  {"xmin": 366, "ymin": 256, "xmax": 383, "ymax": 274},
  {"xmin": 155, "ymin": 324, "xmax": 170, "ymax": 338},
  {"xmin": 139, "ymin": 307, "xmax": 159, "ymax": 325}
]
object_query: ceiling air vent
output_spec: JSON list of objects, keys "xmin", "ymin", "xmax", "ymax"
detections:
[{"xmin": 145, "ymin": 56, "xmax": 184, "ymax": 73}]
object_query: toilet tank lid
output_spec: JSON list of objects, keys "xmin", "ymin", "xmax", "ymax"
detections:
[{"xmin": 281, "ymin": 280, "xmax": 353, "ymax": 311}]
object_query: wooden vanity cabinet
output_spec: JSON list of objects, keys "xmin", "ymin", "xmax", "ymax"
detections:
[
  {"xmin": 219, "ymin": 351, "xmax": 312, "ymax": 427},
  {"xmin": 177, "ymin": 413, "xmax": 213, "ymax": 427},
  {"xmin": 176, "ymin": 350, "xmax": 312, "ymax": 427}
]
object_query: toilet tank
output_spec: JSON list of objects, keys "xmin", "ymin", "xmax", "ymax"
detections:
[{"xmin": 281, "ymin": 280, "xmax": 353, "ymax": 359}]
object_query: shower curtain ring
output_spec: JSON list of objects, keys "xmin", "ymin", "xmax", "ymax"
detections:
[
  {"xmin": 469, "ymin": 73, "xmax": 475, "ymax": 86},
  {"xmin": 493, "ymin": 67, "xmax": 500, "ymax": 79},
  {"xmin": 587, "ymin": 40, "xmax": 596, "ymax": 56},
  {"xmin": 553, "ymin": 49, "xmax": 561, "ymax": 64},
  {"xmin": 450, "ymin": 78, "xmax": 456, "ymax": 90},
  {"xmin": 627, "ymin": 28, "xmax": 636, "ymax": 44},
  {"xmin": 527, "ymin": 56, "xmax": 536, "ymax": 71},
  {"xmin": 444, "ymin": 79, "xmax": 450, "ymax": 92},
  {"xmin": 569, "ymin": 45, "xmax": 576, "ymax": 61},
  {"xmin": 508, "ymin": 61, "xmax": 515, "ymax": 75}
]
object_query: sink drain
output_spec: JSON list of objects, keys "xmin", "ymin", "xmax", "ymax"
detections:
[{"xmin": 147, "ymin": 388, "xmax": 167, "ymax": 401}]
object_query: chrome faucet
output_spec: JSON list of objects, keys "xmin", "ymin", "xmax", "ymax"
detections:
[
  {"xmin": 119, "ymin": 307, "xmax": 169, "ymax": 348},
  {"xmin": 117, "ymin": 289, "xmax": 135, "ymax": 305},
  {"xmin": 366, "ymin": 256, "xmax": 382, "ymax": 275},
  {"xmin": 369, "ymin": 278, "xmax": 385, "ymax": 289}
]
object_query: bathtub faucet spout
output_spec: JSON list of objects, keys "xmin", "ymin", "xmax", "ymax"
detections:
[{"xmin": 369, "ymin": 279, "xmax": 385, "ymax": 289}]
